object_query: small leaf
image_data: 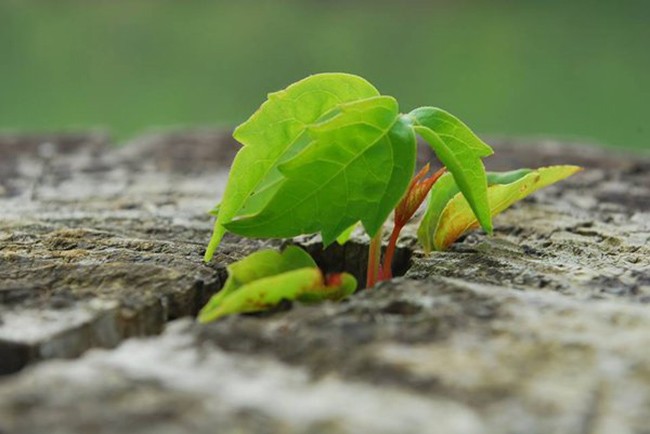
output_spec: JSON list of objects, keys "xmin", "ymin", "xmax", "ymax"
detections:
[
  {"xmin": 418, "ymin": 165, "xmax": 582, "ymax": 252},
  {"xmin": 205, "ymin": 73, "xmax": 380, "ymax": 261},
  {"xmin": 335, "ymin": 223, "xmax": 358, "ymax": 245},
  {"xmin": 410, "ymin": 107, "xmax": 494, "ymax": 234},
  {"xmin": 199, "ymin": 245, "xmax": 316, "ymax": 319},
  {"xmin": 198, "ymin": 246, "xmax": 357, "ymax": 323},
  {"xmin": 208, "ymin": 204, "xmax": 220, "ymax": 217},
  {"xmin": 417, "ymin": 168, "xmax": 533, "ymax": 251},
  {"xmin": 199, "ymin": 268, "xmax": 323, "ymax": 322},
  {"xmin": 226, "ymin": 96, "xmax": 416, "ymax": 246}
]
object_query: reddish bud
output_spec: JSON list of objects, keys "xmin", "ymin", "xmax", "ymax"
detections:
[{"xmin": 394, "ymin": 164, "xmax": 446, "ymax": 228}]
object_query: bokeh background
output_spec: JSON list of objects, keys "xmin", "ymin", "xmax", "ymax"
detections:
[{"xmin": 1, "ymin": 0, "xmax": 648, "ymax": 149}]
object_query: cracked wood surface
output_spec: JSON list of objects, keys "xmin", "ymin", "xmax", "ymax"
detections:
[{"xmin": 0, "ymin": 132, "xmax": 648, "ymax": 433}]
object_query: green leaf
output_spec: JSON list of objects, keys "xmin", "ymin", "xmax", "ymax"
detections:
[
  {"xmin": 205, "ymin": 73, "xmax": 380, "ymax": 261},
  {"xmin": 200, "ymin": 245, "xmax": 316, "ymax": 317},
  {"xmin": 417, "ymin": 168, "xmax": 533, "ymax": 250},
  {"xmin": 418, "ymin": 165, "xmax": 582, "ymax": 252},
  {"xmin": 335, "ymin": 223, "xmax": 357, "ymax": 245},
  {"xmin": 208, "ymin": 203, "xmax": 220, "ymax": 217},
  {"xmin": 197, "ymin": 246, "xmax": 356, "ymax": 323},
  {"xmin": 377, "ymin": 114, "xmax": 418, "ymax": 230},
  {"xmin": 486, "ymin": 168, "xmax": 534, "ymax": 185},
  {"xmin": 410, "ymin": 107, "xmax": 494, "ymax": 235},
  {"xmin": 226, "ymin": 96, "xmax": 416, "ymax": 246}
]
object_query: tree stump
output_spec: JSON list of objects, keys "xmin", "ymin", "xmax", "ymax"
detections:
[{"xmin": 0, "ymin": 132, "xmax": 648, "ymax": 434}]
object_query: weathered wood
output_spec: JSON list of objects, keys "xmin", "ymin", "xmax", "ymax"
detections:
[
  {"xmin": 0, "ymin": 131, "xmax": 256, "ymax": 374},
  {"xmin": 0, "ymin": 132, "xmax": 648, "ymax": 433}
]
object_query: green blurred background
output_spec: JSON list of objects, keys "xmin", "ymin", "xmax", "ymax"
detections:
[{"xmin": 0, "ymin": 0, "xmax": 648, "ymax": 149}]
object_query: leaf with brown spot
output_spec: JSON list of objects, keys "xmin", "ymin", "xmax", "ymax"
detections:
[{"xmin": 198, "ymin": 246, "xmax": 356, "ymax": 323}]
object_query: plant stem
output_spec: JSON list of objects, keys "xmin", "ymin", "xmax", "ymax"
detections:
[
  {"xmin": 366, "ymin": 226, "xmax": 383, "ymax": 288},
  {"xmin": 382, "ymin": 223, "xmax": 402, "ymax": 280},
  {"xmin": 381, "ymin": 166, "xmax": 447, "ymax": 282}
]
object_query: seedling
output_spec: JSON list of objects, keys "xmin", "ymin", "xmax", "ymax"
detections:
[
  {"xmin": 198, "ymin": 246, "xmax": 355, "ymax": 323},
  {"xmin": 199, "ymin": 73, "xmax": 580, "ymax": 321}
]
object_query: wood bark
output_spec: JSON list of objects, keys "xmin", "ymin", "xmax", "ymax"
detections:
[{"xmin": 0, "ymin": 132, "xmax": 648, "ymax": 433}]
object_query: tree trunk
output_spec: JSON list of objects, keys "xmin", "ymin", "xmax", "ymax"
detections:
[{"xmin": 0, "ymin": 132, "xmax": 648, "ymax": 434}]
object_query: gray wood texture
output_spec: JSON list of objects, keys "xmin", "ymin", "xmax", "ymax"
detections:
[{"xmin": 0, "ymin": 132, "xmax": 648, "ymax": 433}]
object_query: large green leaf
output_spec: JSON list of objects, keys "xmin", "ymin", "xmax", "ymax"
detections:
[
  {"xmin": 377, "ymin": 114, "xmax": 418, "ymax": 230},
  {"xmin": 226, "ymin": 95, "xmax": 416, "ymax": 245},
  {"xmin": 204, "ymin": 73, "xmax": 380, "ymax": 261},
  {"xmin": 418, "ymin": 165, "xmax": 582, "ymax": 252},
  {"xmin": 197, "ymin": 246, "xmax": 356, "ymax": 323},
  {"xmin": 333, "ymin": 115, "xmax": 417, "ymax": 245},
  {"xmin": 410, "ymin": 107, "xmax": 494, "ymax": 235}
]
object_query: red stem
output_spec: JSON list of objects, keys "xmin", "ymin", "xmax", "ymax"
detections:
[
  {"xmin": 366, "ymin": 227, "xmax": 383, "ymax": 288},
  {"xmin": 382, "ymin": 223, "xmax": 403, "ymax": 280},
  {"xmin": 380, "ymin": 167, "xmax": 447, "ymax": 282}
]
